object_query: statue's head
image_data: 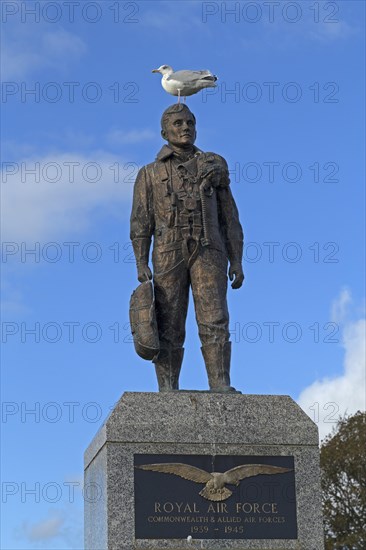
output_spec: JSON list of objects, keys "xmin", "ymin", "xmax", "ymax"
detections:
[{"xmin": 161, "ymin": 104, "xmax": 196, "ymax": 149}]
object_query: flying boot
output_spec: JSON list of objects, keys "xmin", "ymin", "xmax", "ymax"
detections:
[
  {"xmin": 201, "ymin": 341, "xmax": 239, "ymax": 393},
  {"xmin": 153, "ymin": 348, "xmax": 184, "ymax": 391}
]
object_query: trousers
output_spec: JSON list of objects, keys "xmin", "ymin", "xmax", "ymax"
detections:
[{"xmin": 152, "ymin": 244, "xmax": 229, "ymax": 350}]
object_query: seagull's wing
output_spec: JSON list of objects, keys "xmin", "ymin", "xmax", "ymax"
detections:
[
  {"xmin": 223, "ymin": 465, "xmax": 292, "ymax": 486},
  {"xmin": 168, "ymin": 70, "xmax": 216, "ymax": 83},
  {"xmin": 136, "ymin": 463, "xmax": 213, "ymax": 484}
]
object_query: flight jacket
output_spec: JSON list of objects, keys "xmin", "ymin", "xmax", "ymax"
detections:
[{"xmin": 130, "ymin": 145, "xmax": 244, "ymax": 268}]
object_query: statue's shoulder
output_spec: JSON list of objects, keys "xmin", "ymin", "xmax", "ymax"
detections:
[
  {"xmin": 136, "ymin": 159, "xmax": 159, "ymax": 179},
  {"xmin": 144, "ymin": 160, "xmax": 159, "ymax": 172},
  {"xmin": 197, "ymin": 152, "xmax": 230, "ymax": 188},
  {"xmin": 136, "ymin": 158, "xmax": 168, "ymax": 187},
  {"xmin": 198, "ymin": 151, "xmax": 228, "ymax": 167}
]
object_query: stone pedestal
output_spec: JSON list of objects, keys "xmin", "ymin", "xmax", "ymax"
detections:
[{"xmin": 84, "ymin": 392, "xmax": 324, "ymax": 549}]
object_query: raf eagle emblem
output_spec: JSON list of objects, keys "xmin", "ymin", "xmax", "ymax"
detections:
[{"xmin": 136, "ymin": 463, "xmax": 292, "ymax": 502}]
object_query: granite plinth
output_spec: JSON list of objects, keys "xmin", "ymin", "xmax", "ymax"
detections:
[{"xmin": 84, "ymin": 393, "xmax": 324, "ymax": 549}]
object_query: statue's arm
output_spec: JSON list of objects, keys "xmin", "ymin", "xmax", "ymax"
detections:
[
  {"xmin": 130, "ymin": 166, "xmax": 154, "ymax": 282},
  {"xmin": 217, "ymin": 170, "xmax": 244, "ymax": 289}
]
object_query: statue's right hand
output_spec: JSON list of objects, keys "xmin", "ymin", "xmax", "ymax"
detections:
[{"xmin": 137, "ymin": 263, "xmax": 152, "ymax": 283}]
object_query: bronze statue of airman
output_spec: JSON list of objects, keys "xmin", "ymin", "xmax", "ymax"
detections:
[{"xmin": 130, "ymin": 104, "xmax": 244, "ymax": 392}]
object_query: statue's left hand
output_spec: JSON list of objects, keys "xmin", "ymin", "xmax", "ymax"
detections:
[
  {"xmin": 229, "ymin": 263, "xmax": 244, "ymax": 289},
  {"xmin": 137, "ymin": 263, "xmax": 152, "ymax": 283}
]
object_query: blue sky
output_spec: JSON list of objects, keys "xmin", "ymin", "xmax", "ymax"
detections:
[{"xmin": 1, "ymin": 1, "xmax": 365, "ymax": 548}]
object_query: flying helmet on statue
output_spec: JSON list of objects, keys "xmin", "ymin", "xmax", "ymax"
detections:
[{"xmin": 129, "ymin": 280, "xmax": 159, "ymax": 361}]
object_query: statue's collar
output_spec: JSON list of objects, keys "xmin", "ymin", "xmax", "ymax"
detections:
[{"xmin": 156, "ymin": 145, "xmax": 202, "ymax": 161}]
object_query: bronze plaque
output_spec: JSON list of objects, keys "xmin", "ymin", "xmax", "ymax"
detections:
[{"xmin": 134, "ymin": 454, "xmax": 297, "ymax": 539}]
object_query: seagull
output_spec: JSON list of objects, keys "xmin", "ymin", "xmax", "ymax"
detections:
[
  {"xmin": 152, "ymin": 65, "xmax": 218, "ymax": 103},
  {"xmin": 136, "ymin": 462, "xmax": 292, "ymax": 502}
]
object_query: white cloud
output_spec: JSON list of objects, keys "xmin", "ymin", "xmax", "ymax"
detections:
[
  {"xmin": 298, "ymin": 291, "xmax": 366, "ymax": 442},
  {"xmin": 22, "ymin": 510, "xmax": 65, "ymax": 542},
  {"xmin": 330, "ymin": 287, "xmax": 352, "ymax": 323},
  {"xmin": 42, "ymin": 28, "xmax": 86, "ymax": 58},
  {"xmin": 2, "ymin": 25, "xmax": 87, "ymax": 79},
  {"xmin": 1, "ymin": 145, "xmax": 137, "ymax": 317},
  {"xmin": 255, "ymin": 6, "xmax": 359, "ymax": 50},
  {"xmin": 308, "ymin": 20, "xmax": 357, "ymax": 42},
  {"xmin": 18, "ymin": 506, "xmax": 83, "ymax": 548},
  {"xmin": 1, "ymin": 151, "xmax": 134, "ymax": 242}
]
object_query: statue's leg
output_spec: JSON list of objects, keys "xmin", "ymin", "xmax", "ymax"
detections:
[
  {"xmin": 190, "ymin": 248, "xmax": 237, "ymax": 392},
  {"xmin": 153, "ymin": 348, "xmax": 184, "ymax": 391},
  {"xmin": 152, "ymin": 248, "xmax": 189, "ymax": 391},
  {"xmin": 201, "ymin": 341, "xmax": 235, "ymax": 392}
]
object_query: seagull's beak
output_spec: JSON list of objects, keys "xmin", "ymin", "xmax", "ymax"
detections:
[{"xmin": 151, "ymin": 69, "xmax": 159, "ymax": 73}]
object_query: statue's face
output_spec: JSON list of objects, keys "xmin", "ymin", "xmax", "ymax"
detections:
[{"xmin": 162, "ymin": 111, "xmax": 196, "ymax": 148}]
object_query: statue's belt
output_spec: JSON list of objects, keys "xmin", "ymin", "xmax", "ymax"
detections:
[
  {"xmin": 178, "ymin": 211, "xmax": 201, "ymax": 227},
  {"xmin": 174, "ymin": 189, "xmax": 201, "ymax": 212},
  {"xmin": 153, "ymin": 211, "xmax": 207, "ymax": 267}
]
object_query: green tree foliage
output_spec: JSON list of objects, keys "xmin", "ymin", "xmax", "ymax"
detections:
[{"xmin": 320, "ymin": 411, "xmax": 366, "ymax": 549}]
